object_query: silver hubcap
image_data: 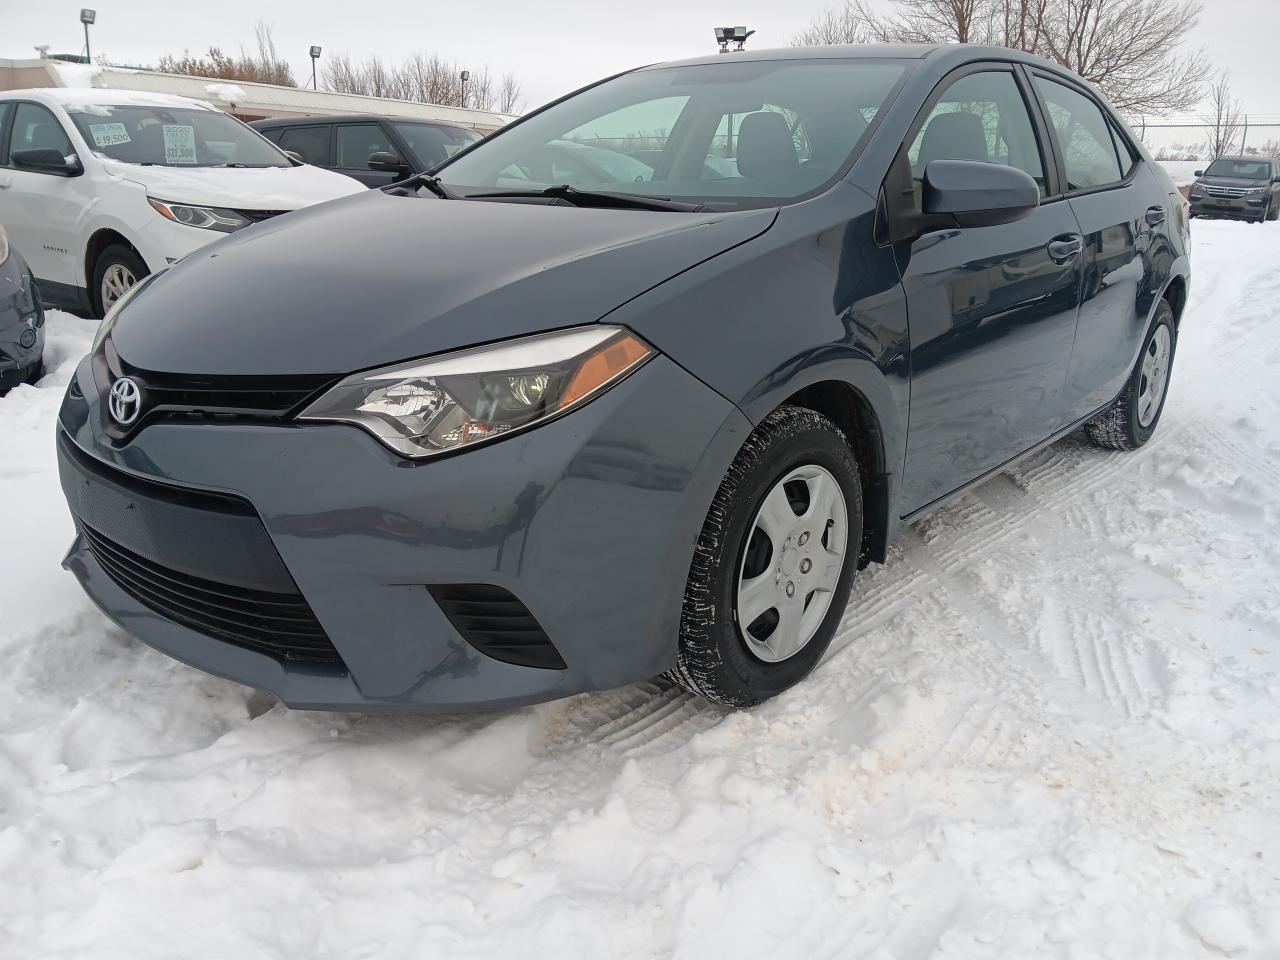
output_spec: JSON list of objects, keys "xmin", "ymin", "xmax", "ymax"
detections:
[
  {"xmin": 736, "ymin": 464, "xmax": 848, "ymax": 663},
  {"xmin": 1138, "ymin": 325, "xmax": 1172, "ymax": 427},
  {"xmin": 101, "ymin": 263, "xmax": 136, "ymax": 310}
]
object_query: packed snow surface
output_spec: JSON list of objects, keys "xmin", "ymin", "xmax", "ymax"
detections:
[{"xmin": 2, "ymin": 220, "xmax": 1280, "ymax": 958}]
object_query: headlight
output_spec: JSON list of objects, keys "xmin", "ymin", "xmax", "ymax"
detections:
[
  {"xmin": 91, "ymin": 271, "xmax": 158, "ymax": 352},
  {"xmin": 299, "ymin": 325, "xmax": 655, "ymax": 458},
  {"xmin": 148, "ymin": 198, "xmax": 250, "ymax": 233},
  {"xmin": 1245, "ymin": 187, "xmax": 1266, "ymax": 196},
  {"xmin": 0, "ymin": 224, "xmax": 9, "ymax": 267}
]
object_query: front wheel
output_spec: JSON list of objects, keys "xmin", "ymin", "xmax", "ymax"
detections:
[
  {"xmin": 667, "ymin": 406, "xmax": 863, "ymax": 707},
  {"xmin": 91, "ymin": 244, "xmax": 149, "ymax": 319},
  {"xmin": 1267, "ymin": 201, "xmax": 1279, "ymax": 222},
  {"xmin": 1084, "ymin": 300, "xmax": 1177, "ymax": 451}
]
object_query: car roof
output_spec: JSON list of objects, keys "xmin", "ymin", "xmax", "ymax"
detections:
[
  {"xmin": 0, "ymin": 87, "xmax": 216, "ymax": 111},
  {"xmin": 251, "ymin": 113, "xmax": 472, "ymax": 131},
  {"xmin": 640, "ymin": 43, "xmax": 1083, "ymax": 78}
]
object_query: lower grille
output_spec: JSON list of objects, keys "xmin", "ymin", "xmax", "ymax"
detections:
[
  {"xmin": 82, "ymin": 524, "xmax": 342, "ymax": 664},
  {"xmin": 429, "ymin": 584, "xmax": 566, "ymax": 670}
]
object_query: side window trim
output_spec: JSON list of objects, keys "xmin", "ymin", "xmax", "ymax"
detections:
[
  {"xmin": 881, "ymin": 60, "xmax": 1057, "ymax": 244},
  {"xmin": 1026, "ymin": 68, "xmax": 1140, "ymax": 198},
  {"xmin": 0, "ymin": 101, "xmax": 13, "ymax": 166}
]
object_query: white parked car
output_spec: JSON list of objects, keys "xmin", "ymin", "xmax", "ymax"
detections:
[{"xmin": 0, "ymin": 88, "xmax": 364, "ymax": 316}]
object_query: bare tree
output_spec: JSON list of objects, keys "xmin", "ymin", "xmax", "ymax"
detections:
[
  {"xmin": 321, "ymin": 52, "xmax": 522, "ymax": 112},
  {"xmin": 498, "ymin": 73, "xmax": 524, "ymax": 114},
  {"xmin": 157, "ymin": 21, "xmax": 296, "ymax": 87},
  {"xmin": 794, "ymin": 0, "xmax": 1208, "ymax": 115},
  {"xmin": 1201, "ymin": 70, "xmax": 1243, "ymax": 159}
]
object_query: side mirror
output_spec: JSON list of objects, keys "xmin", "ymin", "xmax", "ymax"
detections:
[
  {"xmin": 1193, "ymin": 169, "xmax": 1203, "ymax": 177},
  {"xmin": 12, "ymin": 148, "xmax": 81, "ymax": 176},
  {"xmin": 368, "ymin": 151, "xmax": 409, "ymax": 174},
  {"xmin": 1272, "ymin": 175, "xmax": 1280, "ymax": 185},
  {"xmin": 922, "ymin": 159, "xmax": 1040, "ymax": 228}
]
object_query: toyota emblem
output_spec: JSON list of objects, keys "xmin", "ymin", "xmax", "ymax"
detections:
[{"xmin": 108, "ymin": 376, "xmax": 142, "ymax": 426}]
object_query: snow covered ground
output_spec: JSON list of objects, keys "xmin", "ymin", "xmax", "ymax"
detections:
[{"xmin": 2, "ymin": 219, "xmax": 1280, "ymax": 958}]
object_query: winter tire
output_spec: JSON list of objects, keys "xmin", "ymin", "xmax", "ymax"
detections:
[
  {"xmin": 92, "ymin": 244, "xmax": 149, "ymax": 319},
  {"xmin": 667, "ymin": 406, "xmax": 863, "ymax": 707},
  {"xmin": 1084, "ymin": 300, "xmax": 1177, "ymax": 451}
]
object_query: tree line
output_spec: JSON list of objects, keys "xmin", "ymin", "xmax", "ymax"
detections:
[
  {"xmin": 794, "ymin": 0, "xmax": 1209, "ymax": 116},
  {"xmin": 154, "ymin": 22, "xmax": 523, "ymax": 114}
]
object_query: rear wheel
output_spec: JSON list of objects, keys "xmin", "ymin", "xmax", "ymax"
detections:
[
  {"xmin": 1084, "ymin": 300, "xmax": 1177, "ymax": 451},
  {"xmin": 668, "ymin": 406, "xmax": 862, "ymax": 707},
  {"xmin": 91, "ymin": 244, "xmax": 149, "ymax": 318}
]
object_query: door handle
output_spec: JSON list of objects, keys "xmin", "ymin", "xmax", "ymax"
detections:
[
  {"xmin": 1047, "ymin": 235, "xmax": 1083, "ymax": 263},
  {"xmin": 1145, "ymin": 205, "xmax": 1167, "ymax": 226}
]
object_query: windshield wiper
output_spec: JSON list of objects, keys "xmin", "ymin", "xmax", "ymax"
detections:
[
  {"xmin": 384, "ymin": 172, "xmax": 458, "ymax": 199},
  {"xmin": 470, "ymin": 184, "xmax": 707, "ymax": 212}
]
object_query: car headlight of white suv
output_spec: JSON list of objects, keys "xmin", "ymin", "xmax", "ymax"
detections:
[{"xmin": 148, "ymin": 198, "xmax": 251, "ymax": 233}]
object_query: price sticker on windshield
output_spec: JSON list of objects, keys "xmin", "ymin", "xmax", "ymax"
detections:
[
  {"xmin": 162, "ymin": 124, "xmax": 198, "ymax": 165},
  {"xmin": 88, "ymin": 122, "xmax": 131, "ymax": 147}
]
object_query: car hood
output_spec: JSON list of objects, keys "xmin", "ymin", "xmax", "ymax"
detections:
[
  {"xmin": 1196, "ymin": 176, "xmax": 1268, "ymax": 188},
  {"xmin": 110, "ymin": 190, "xmax": 777, "ymax": 376},
  {"xmin": 110, "ymin": 161, "xmax": 365, "ymax": 209}
]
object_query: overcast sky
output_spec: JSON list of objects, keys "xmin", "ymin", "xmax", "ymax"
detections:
[{"xmin": 2, "ymin": 0, "xmax": 1275, "ymax": 119}]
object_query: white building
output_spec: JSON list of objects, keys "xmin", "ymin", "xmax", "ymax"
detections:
[{"xmin": 0, "ymin": 56, "xmax": 515, "ymax": 134}]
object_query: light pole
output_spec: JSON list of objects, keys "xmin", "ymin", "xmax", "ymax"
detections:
[
  {"xmin": 309, "ymin": 45, "xmax": 322, "ymax": 90},
  {"xmin": 80, "ymin": 8, "xmax": 96, "ymax": 63},
  {"xmin": 460, "ymin": 69, "xmax": 470, "ymax": 109}
]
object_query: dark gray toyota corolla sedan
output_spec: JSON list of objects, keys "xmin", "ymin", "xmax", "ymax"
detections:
[{"xmin": 57, "ymin": 44, "xmax": 1189, "ymax": 711}]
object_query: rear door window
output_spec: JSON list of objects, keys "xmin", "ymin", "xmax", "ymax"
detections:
[
  {"xmin": 278, "ymin": 125, "xmax": 331, "ymax": 166},
  {"xmin": 1033, "ymin": 76, "xmax": 1125, "ymax": 190}
]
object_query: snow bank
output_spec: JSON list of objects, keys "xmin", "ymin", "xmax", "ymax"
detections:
[{"xmin": 2, "ymin": 221, "xmax": 1279, "ymax": 957}]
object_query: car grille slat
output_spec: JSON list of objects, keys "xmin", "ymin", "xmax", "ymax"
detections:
[
  {"xmin": 429, "ymin": 584, "xmax": 566, "ymax": 670},
  {"xmin": 82, "ymin": 524, "xmax": 342, "ymax": 663}
]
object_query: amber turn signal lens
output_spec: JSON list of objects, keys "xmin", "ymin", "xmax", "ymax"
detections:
[{"xmin": 559, "ymin": 333, "xmax": 653, "ymax": 410}]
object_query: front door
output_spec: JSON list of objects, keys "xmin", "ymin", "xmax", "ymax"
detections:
[
  {"xmin": 0, "ymin": 101, "xmax": 85, "ymax": 288},
  {"xmin": 893, "ymin": 66, "xmax": 1084, "ymax": 513}
]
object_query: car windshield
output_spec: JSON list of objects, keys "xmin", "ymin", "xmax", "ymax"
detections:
[
  {"xmin": 1204, "ymin": 158, "xmax": 1273, "ymax": 180},
  {"xmin": 67, "ymin": 104, "xmax": 289, "ymax": 168},
  {"xmin": 392, "ymin": 122, "xmax": 481, "ymax": 170},
  {"xmin": 437, "ymin": 58, "xmax": 907, "ymax": 209}
]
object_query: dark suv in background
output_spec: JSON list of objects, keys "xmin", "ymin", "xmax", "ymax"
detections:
[
  {"xmin": 1188, "ymin": 156, "xmax": 1280, "ymax": 222},
  {"xmin": 252, "ymin": 114, "xmax": 482, "ymax": 187}
]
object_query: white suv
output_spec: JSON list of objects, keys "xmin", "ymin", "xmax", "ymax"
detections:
[{"xmin": 0, "ymin": 88, "xmax": 364, "ymax": 317}]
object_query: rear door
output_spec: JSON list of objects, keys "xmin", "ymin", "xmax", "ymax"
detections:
[
  {"xmin": 893, "ymin": 65, "xmax": 1085, "ymax": 513},
  {"xmin": 334, "ymin": 122, "xmax": 404, "ymax": 187},
  {"xmin": 1029, "ymin": 71, "xmax": 1156, "ymax": 421}
]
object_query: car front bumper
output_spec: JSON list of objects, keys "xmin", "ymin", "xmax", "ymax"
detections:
[
  {"xmin": 1188, "ymin": 194, "xmax": 1268, "ymax": 219},
  {"xmin": 0, "ymin": 252, "xmax": 45, "ymax": 391},
  {"xmin": 57, "ymin": 351, "xmax": 749, "ymax": 711}
]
